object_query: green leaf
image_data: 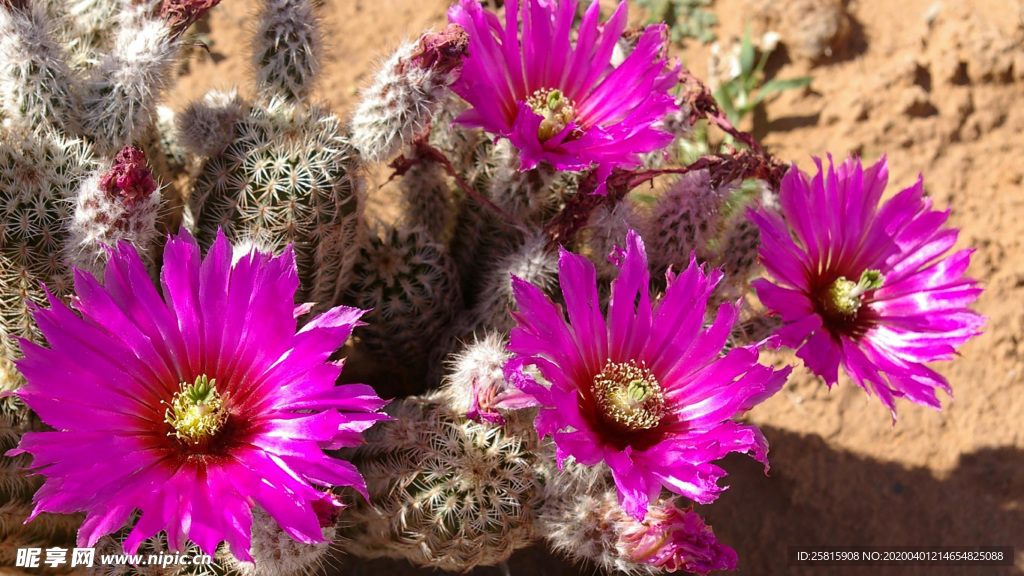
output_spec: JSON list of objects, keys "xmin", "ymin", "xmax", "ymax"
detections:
[
  {"xmin": 739, "ymin": 24, "xmax": 755, "ymax": 77},
  {"xmin": 750, "ymin": 76, "xmax": 813, "ymax": 106},
  {"xmin": 631, "ymin": 192, "xmax": 658, "ymax": 206},
  {"xmin": 713, "ymin": 83, "xmax": 740, "ymax": 125}
]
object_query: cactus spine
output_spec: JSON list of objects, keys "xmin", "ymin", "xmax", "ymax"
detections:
[
  {"xmin": 339, "ymin": 395, "xmax": 549, "ymax": 571},
  {"xmin": 187, "ymin": 0, "xmax": 363, "ymax": 309},
  {"xmin": 345, "ymin": 225, "xmax": 461, "ymax": 367},
  {"xmin": 349, "ymin": 25, "xmax": 469, "ymax": 165}
]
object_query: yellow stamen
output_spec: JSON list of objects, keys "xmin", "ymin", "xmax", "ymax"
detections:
[
  {"xmin": 526, "ymin": 88, "xmax": 577, "ymax": 142},
  {"xmin": 821, "ymin": 270, "xmax": 884, "ymax": 319},
  {"xmin": 165, "ymin": 375, "xmax": 228, "ymax": 444},
  {"xmin": 592, "ymin": 360, "xmax": 665, "ymax": 432}
]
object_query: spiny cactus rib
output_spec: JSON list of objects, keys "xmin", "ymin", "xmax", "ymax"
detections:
[
  {"xmin": 350, "ymin": 25, "xmax": 468, "ymax": 165},
  {"xmin": 448, "ymin": 230, "xmax": 556, "ymax": 343},
  {"xmin": 486, "ymin": 141, "xmax": 577, "ymax": 227},
  {"xmin": 0, "ymin": 1, "xmax": 82, "ymax": 135},
  {"xmin": 218, "ymin": 507, "xmax": 335, "ymax": 576},
  {"xmin": 396, "ymin": 159, "xmax": 454, "ymax": 243},
  {"xmin": 340, "ymin": 396, "xmax": 549, "ymax": 572},
  {"xmin": 580, "ymin": 197, "xmax": 641, "ymax": 283},
  {"xmin": 79, "ymin": 12, "xmax": 179, "ymax": 156},
  {"xmin": 0, "ymin": 130, "xmax": 98, "ymax": 364},
  {"xmin": 252, "ymin": 0, "xmax": 322, "ymax": 104},
  {"xmin": 0, "ymin": 402, "xmax": 83, "ymax": 575},
  {"xmin": 188, "ymin": 97, "xmax": 363, "ymax": 309},
  {"xmin": 646, "ymin": 169, "xmax": 724, "ymax": 273},
  {"xmin": 345, "ymin": 225, "xmax": 461, "ymax": 367}
]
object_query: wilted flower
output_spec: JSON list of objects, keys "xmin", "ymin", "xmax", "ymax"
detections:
[
  {"xmin": 98, "ymin": 145, "xmax": 158, "ymax": 207},
  {"xmin": 448, "ymin": 0, "xmax": 680, "ymax": 194},
  {"xmin": 11, "ymin": 230, "xmax": 388, "ymax": 559},
  {"xmin": 749, "ymin": 156, "xmax": 984, "ymax": 417},
  {"xmin": 506, "ymin": 230, "xmax": 789, "ymax": 519},
  {"xmin": 618, "ymin": 503, "xmax": 737, "ymax": 574}
]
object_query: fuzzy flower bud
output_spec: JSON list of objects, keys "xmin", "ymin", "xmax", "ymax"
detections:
[
  {"xmin": 66, "ymin": 146, "xmax": 163, "ymax": 278},
  {"xmin": 410, "ymin": 23, "xmax": 469, "ymax": 74},
  {"xmin": 439, "ymin": 332, "xmax": 535, "ymax": 426},
  {"xmin": 177, "ymin": 88, "xmax": 246, "ymax": 157},
  {"xmin": 349, "ymin": 26, "xmax": 468, "ymax": 164},
  {"xmin": 618, "ymin": 504, "xmax": 737, "ymax": 574}
]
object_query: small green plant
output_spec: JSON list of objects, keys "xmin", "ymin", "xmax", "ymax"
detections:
[
  {"xmin": 713, "ymin": 26, "xmax": 813, "ymax": 128},
  {"xmin": 636, "ymin": 0, "xmax": 718, "ymax": 44}
]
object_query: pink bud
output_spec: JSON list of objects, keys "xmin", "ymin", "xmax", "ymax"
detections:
[
  {"xmin": 407, "ymin": 24, "xmax": 468, "ymax": 77},
  {"xmin": 99, "ymin": 146, "xmax": 157, "ymax": 207},
  {"xmin": 618, "ymin": 504, "xmax": 737, "ymax": 574}
]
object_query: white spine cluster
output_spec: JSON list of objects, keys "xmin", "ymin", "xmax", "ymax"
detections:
[
  {"xmin": 350, "ymin": 26, "xmax": 467, "ymax": 164},
  {"xmin": 176, "ymin": 89, "xmax": 246, "ymax": 157},
  {"xmin": 0, "ymin": 2, "xmax": 81, "ymax": 134},
  {"xmin": 438, "ymin": 331, "xmax": 513, "ymax": 420},
  {"xmin": 80, "ymin": 12, "xmax": 178, "ymax": 155},
  {"xmin": 252, "ymin": 0, "xmax": 322, "ymax": 103}
]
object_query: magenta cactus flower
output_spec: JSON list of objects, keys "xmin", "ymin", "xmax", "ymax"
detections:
[
  {"xmin": 749, "ymin": 155, "xmax": 984, "ymax": 417},
  {"xmin": 10, "ymin": 230, "xmax": 388, "ymax": 559},
  {"xmin": 618, "ymin": 504, "xmax": 737, "ymax": 574},
  {"xmin": 505, "ymin": 230, "xmax": 790, "ymax": 519},
  {"xmin": 447, "ymin": 0, "xmax": 680, "ymax": 194}
]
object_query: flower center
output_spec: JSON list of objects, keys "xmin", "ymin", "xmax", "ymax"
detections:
[
  {"xmin": 165, "ymin": 375, "xmax": 229, "ymax": 445},
  {"xmin": 526, "ymin": 88, "xmax": 577, "ymax": 142},
  {"xmin": 820, "ymin": 270, "xmax": 884, "ymax": 321},
  {"xmin": 592, "ymin": 360, "xmax": 665, "ymax": 432}
]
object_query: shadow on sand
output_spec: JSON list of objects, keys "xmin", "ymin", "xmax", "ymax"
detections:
[{"xmin": 331, "ymin": 427, "xmax": 1023, "ymax": 575}]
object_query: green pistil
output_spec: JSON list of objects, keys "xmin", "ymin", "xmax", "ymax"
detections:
[
  {"xmin": 822, "ymin": 270, "xmax": 884, "ymax": 318},
  {"xmin": 593, "ymin": 360, "xmax": 665, "ymax": 432},
  {"xmin": 526, "ymin": 88, "xmax": 577, "ymax": 142},
  {"xmin": 165, "ymin": 375, "xmax": 228, "ymax": 445}
]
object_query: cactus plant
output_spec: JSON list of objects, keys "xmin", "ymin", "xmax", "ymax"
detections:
[
  {"xmin": 338, "ymin": 395, "xmax": 549, "ymax": 571},
  {"xmin": 345, "ymin": 224, "xmax": 462, "ymax": 369},
  {"xmin": 0, "ymin": 0, "xmax": 985, "ymax": 573}
]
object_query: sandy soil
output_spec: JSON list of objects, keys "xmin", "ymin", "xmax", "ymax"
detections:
[{"xmin": 168, "ymin": 0, "xmax": 1024, "ymax": 574}]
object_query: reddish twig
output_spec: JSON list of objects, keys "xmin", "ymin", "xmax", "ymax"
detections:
[
  {"xmin": 544, "ymin": 150, "xmax": 788, "ymax": 248},
  {"xmin": 390, "ymin": 142, "xmax": 526, "ymax": 232},
  {"xmin": 678, "ymin": 69, "xmax": 763, "ymax": 153},
  {"xmin": 160, "ymin": 0, "xmax": 222, "ymax": 40}
]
